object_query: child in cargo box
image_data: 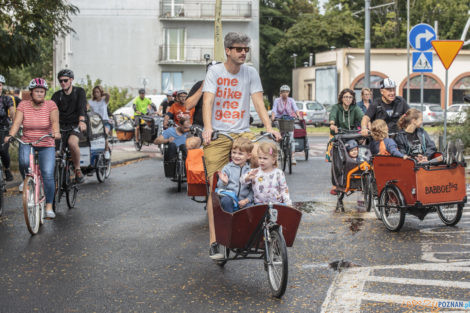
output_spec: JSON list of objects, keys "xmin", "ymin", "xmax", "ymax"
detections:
[{"xmin": 216, "ymin": 137, "xmax": 254, "ymax": 213}]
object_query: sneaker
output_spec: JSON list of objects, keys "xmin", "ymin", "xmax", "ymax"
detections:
[
  {"xmin": 75, "ymin": 169, "xmax": 85, "ymax": 184},
  {"xmin": 45, "ymin": 210, "xmax": 56, "ymax": 219},
  {"xmin": 292, "ymin": 155, "xmax": 297, "ymax": 165},
  {"xmin": 104, "ymin": 150, "xmax": 111, "ymax": 160},
  {"xmin": 4, "ymin": 169, "xmax": 13, "ymax": 181},
  {"xmin": 209, "ymin": 243, "xmax": 224, "ymax": 260},
  {"xmin": 19, "ymin": 182, "xmax": 24, "ymax": 192}
]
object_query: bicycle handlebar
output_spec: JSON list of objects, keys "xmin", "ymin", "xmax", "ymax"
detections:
[
  {"xmin": 211, "ymin": 131, "xmax": 275, "ymax": 143},
  {"xmin": 9, "ymin": 134, "xmax": 54, "ymax": 146}
]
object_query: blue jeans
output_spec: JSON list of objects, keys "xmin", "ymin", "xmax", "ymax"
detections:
[
  {"xmin": 220, "ymin": 196, "xmax": 237, "ymax": 213},
  {"xmin": 19, "ymin": 144, "xmax": 56, "ymax": 204}
]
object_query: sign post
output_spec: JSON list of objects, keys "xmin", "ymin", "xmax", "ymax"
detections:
[
  {"xmin": 410, "ymin": 24, "xmax": 436, "ymax": 112},
  {"xmin": 431, "ymin": 40, "xmax": 464, "ymax": 148}
]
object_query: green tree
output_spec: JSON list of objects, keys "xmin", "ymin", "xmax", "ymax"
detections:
[
  {"xmin": 0, "ymin": 0, "xmax": 78, "ymax": 71},
  {"xmin": 260, "ymin": 0, "xmax": 319, "ymax": 105}
]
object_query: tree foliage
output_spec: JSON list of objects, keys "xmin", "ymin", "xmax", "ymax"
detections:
[
  {"xmin": 0, "ymin": 0, "xmax": 78, "ymax": 72},
  {"xmin": 260, "ymin": 0, "xmax": 470, "ymax": 104}
]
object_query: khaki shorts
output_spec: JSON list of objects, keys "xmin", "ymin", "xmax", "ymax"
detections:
[{"xmin": 204, "ymin": 132, "xmax": 255, "ymax": 180}]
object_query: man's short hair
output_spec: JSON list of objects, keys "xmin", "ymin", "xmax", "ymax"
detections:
[
  {"xmin": 232, "ymin": 137, "xmax": 254, "ymax": 154},
  {"xmin": 224, "ymin": 32, "xmax": 251, "ymax": 49}
]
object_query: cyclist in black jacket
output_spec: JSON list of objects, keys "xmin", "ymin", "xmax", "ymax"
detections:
[
  {"xmin": 360, "ymin": 78, "xmax": 410, "ymax": 136},
  {"xmin": 51, "ymin": 69, "xmax": 87, "ymax": 183},
  {"xmin": 0, "ymin": 75, "xmax": 15, "ymax": 181}
]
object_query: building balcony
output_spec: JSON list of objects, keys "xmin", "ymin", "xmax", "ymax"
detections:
[
  {"xmin": 158, "ymin": 44, "xmax": 251, "ymax": 64},
  {"xmin": 160, "ymin": 1, "xmax": 252, "ymax": 21}
]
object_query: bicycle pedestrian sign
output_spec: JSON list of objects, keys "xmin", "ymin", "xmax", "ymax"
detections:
[
  {"xmin": 409, "ymin": 23, "xmax": 436, "ymax": 51},
  {"xmin": 412, "ymin": 51, "xmax": 433, "ymax": 73}
]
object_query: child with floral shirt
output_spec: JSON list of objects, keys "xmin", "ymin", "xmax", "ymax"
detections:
[{"xmin": 243, "ymin": 141, "xmax": 292, "ymax": 205}]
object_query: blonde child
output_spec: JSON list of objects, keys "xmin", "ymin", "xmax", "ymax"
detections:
[
  {"xmin": 243, "ymin": 141, "xmax": 292, "ymax": 205},
  {"xmin": 369, "ymin": 119, "xmax": 407, "ymax": 159},
  {"xmin": 216, "ymin": 137, "xmax": 254, "ymax": 213}
]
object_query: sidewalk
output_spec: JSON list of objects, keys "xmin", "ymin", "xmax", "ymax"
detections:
[{"xmin": 6, "ymin": 142, "xmax": 159, "ymax": 189}]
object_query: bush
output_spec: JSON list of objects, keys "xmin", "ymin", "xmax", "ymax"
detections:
[{"xmin": 449, "ymin": 107, "xmax": 470, "ymax": 152}]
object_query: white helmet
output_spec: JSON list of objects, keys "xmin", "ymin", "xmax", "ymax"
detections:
[
  {"xmin": 280, "ymin": 85, "xmax": 290, "ymax": 92},
  {"xmin": 380, "ymin": 78, "xmax": 396, "ymax": 89},
  {"xmin": 0, "ymin": 75, "xmax": 5, "ymax": 84}
]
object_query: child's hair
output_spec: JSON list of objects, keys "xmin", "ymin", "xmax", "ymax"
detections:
[
  {"xmin": 397, "ymin": 108, "xmax": 422, "ymax": 130},
  {"xmin": 232, "ymin": 137, "xmax": 254, "ymax": 153},
  {"xmin": 257, "ymin": 141, "xmax": 278, "ymax": 167},
  {"xmin": 186, "ymin": 136, "xmax": 201, "ymax": 150},
  {"xmin": 370, "ymin": 119, "xmax": 388, "ymax": 141}
]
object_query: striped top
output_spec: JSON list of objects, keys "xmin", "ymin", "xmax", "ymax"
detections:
[{"xmin": 17, "ymin": 100, "xmax": 58, "ymax": 147}]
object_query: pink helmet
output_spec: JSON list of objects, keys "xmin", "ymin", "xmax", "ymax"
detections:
[{"xmin": 28, "ymin": 78, "xmax": 49, "ymax": 91}]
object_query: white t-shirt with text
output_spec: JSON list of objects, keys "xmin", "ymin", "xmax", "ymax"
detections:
[{"xmin": 202, "ymin": 63, "xmax": 263, "ymax": 133}]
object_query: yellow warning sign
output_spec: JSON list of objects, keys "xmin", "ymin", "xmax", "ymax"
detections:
[{"xmin": 431, "ymin": 40, "xmax": 464, "ymax": 70}]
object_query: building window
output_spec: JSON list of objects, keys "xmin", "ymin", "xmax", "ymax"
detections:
[
  {"xmin": 307, "ymin": 84, "xmax": 312, "ymax": 101},
  {"xmin": 165, "ymin": 28, "xmax": 185, "ymax": 61},
  {"xmin": 162, "ymin": 0, "xmax": 184, "ymax": 17},
  {"xmin": 451, "ymin": 74, "xmax": 470, "ymax": 105},
  {"xmin": 352, "ymin": 75, "xmax": 384, "ymax": 101},
  {"xmin": 401, "ymin": 75, "xmax": 442, "ymax": 105},
  {"xmin": 162, "ymin": 72, "xmax": 183, "ymax": 93}
]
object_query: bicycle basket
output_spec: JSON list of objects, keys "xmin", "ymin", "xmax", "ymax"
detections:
[{"xmin": 277, "ymin": 119, "xmax": 295, "ymax": 132}]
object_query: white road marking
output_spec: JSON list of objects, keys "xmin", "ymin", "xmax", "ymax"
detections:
[
  {"xmin": 367, "ymin": 275, "xmax": 470, "ymax": 289},
  {"xmin": 361, "ymin": 292, "xmax": 467, "ymax": 307}
]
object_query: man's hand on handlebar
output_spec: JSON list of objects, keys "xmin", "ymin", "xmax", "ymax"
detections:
[
  {"xmin": 360, "ymin": 128, "xmax": 369, "ymax": 137},
  {"xmin": 202, "ymin": 128, "xmax": 213, "ymax": 145},
  {"xmin": 266, "ymin": 129, "xmax": 281, "ymax": 141},
  {"xmin": 79, "ymin": 121, "xmax": 87, "ymax": 132}
]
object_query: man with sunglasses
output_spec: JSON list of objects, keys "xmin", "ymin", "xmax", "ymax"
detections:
[
  {"xmin": 201, "ymin": 32, "xmax": 280, "ymax": 260},
  {"xmin": 51, "ymin": 69, "xmax": 87, "ymax": 183}
]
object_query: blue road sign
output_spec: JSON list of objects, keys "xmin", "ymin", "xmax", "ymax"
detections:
[
  {"xmin": 412, "ymin": 52, "xmax": 433, "ymax": 73},
  {"xmin": 409, "ymin": 24, "xmax": 436, "ymax": 51}
]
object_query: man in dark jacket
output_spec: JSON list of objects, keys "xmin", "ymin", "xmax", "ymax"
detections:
[
  {"xmin": 0, "ymin": 75, "xmax": 15, "ymax": 181},
  {"xmin": 360, "ymin": 78, "xmax": 409, "ymax": 136}
]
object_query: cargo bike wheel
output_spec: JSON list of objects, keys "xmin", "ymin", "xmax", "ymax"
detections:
[
  {"xmin": 265, "ymin": 228, "xmax": 288, "ymax": 298},
  {"xmin": 379, "ymin": 185, "xmax": 405, "ymax": 231},
  {"xmin": 96, "ymin": 154, "xmax": 108, "ymax": 183},
  {"xmin": 437, "ymin": 204, "xmax": 463, "ymax": 226}
]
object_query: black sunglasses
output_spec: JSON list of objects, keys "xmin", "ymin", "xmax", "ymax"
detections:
[
  {"xmin": 59, "ymin": 79, "xmax": 69, "ymax": 83},
  {"xmin": 229, "ymin": 47, "xmax": 250, "ymax": 53}
]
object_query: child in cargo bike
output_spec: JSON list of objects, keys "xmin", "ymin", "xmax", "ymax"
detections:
[
  {"xmin": 369, "ymin": 119, "xmax": 408, "ymax": 159},
  {"xmin": 216, "ymin": 137, "xmax": 254, "ymax": 213},
  {"xmin": 243, "ymin": 141, "xmax": 292, "ymax": 206}
]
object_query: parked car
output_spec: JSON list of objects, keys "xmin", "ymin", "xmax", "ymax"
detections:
[
  {"xmin": 113, "ymin": 94, "xmax": 167, "ymax": 116},
  {"xmin": 295, "ymin": 101, "xmax": 327, "ymax": 126},
  {"xmin": 409, "ymin": 103, "xmax": 444, "ymax": 126},
  {"xmin": 447, "ymin": 103, "xmax": 470, "ymax": 124}
]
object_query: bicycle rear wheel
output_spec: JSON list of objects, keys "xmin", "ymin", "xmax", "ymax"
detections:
[
  {"xmin": 66, "ymin": 164, "xmax": 78, "ymax": 209},
  {"xmin": 266, "ymin": 228, "xmax": 288, "ymax": 298},
  {"xmin": 23, "ymin": 177, "xmax": 40, "ymax": 235},
  {"xmin": 288, "ymin": 142, "xmax": 292, "ymax": 175},
  {"xmin": 96, "ymin": 154, "xmax": 106, "ymax": 183}
]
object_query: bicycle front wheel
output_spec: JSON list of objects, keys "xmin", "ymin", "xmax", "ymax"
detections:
[
  {"xmin": 53, "ymin": 161, "xmax": 64, "ymax": 212},
  {"xmin": 266, "ymin": 228, "xmax": 288, "ymax": 298},
  {"xmin": 96, "ymin": 154, "xmax": 106, "ymax": 183},
  {"xmin": 23, "ymin": 177, "xmax": 40, "ymax": 235},
  {"xmin": 66, "ymin": 165, "xmax": 78, "ymax": 209},
  {"xmin": 288, "ymin": 142, "xmax": 292, "ymax": 175}
]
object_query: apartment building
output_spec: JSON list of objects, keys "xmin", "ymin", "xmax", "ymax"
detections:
[{"xmin": 53, "ymin": 0, "xmax": 259, "ymax": 95}]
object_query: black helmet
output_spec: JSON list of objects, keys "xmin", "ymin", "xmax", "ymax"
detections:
[
  {"xmin": 138, "ymin": 88, "xmax": 145, "ymax": 94},
  {"xmin": 57, "ymin": 69, "xmax": 74, "ymax": 79},
  {"xmin": 206, "ymin": 60, "xmax": 222, "ymax": 71}
]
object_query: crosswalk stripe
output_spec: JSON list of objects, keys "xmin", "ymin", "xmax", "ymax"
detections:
[{"xmin": 367, "ymin": 275, "xmax": 470, "ymax": 289}]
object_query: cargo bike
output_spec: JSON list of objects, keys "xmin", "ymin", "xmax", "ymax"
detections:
[
  {"xmin": 113, "ymin": 113, "xmax": 162, "ymax": 151},
  {"xmin": 186, "ymin": 131, "xmax": 303, "ymax": 298},
  {"xmin": 373, "ymin": 153, "xmax": 466, "ymax": 231}
]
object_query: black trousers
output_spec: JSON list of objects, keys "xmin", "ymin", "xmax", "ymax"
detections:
[{"xmin": 0, "ymin": 130, "xmax": 10, "ymax": 169}]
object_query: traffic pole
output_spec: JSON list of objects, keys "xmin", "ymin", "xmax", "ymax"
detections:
[
  {"xmin": 420, "ymin": 73, "xmax": 424, "ymax": 112},
  {"xmin": 443, "ymin": 69, "xmax": 448, "ymax": 148}
]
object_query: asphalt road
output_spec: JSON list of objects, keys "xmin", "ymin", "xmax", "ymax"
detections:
[{"xmin": 1, "ymin": 138, "xmax": 469, "ymax": 312}]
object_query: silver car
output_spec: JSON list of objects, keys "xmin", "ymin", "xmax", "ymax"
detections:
[
  {"xmin": 409, "ymin": 103, "xmax": 444, "ymax": 126},
  {"xmin": 296, "ymin": 101, "xmax": 327, "ymax": 126},
  {"xmin": 447, "ymin": 103, "xmax": 470, "ymax": 124}
]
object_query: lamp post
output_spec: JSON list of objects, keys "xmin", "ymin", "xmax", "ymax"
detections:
[{"xmin": 291, "ymin": 53, "xmax": 297, "ymax": 68}]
